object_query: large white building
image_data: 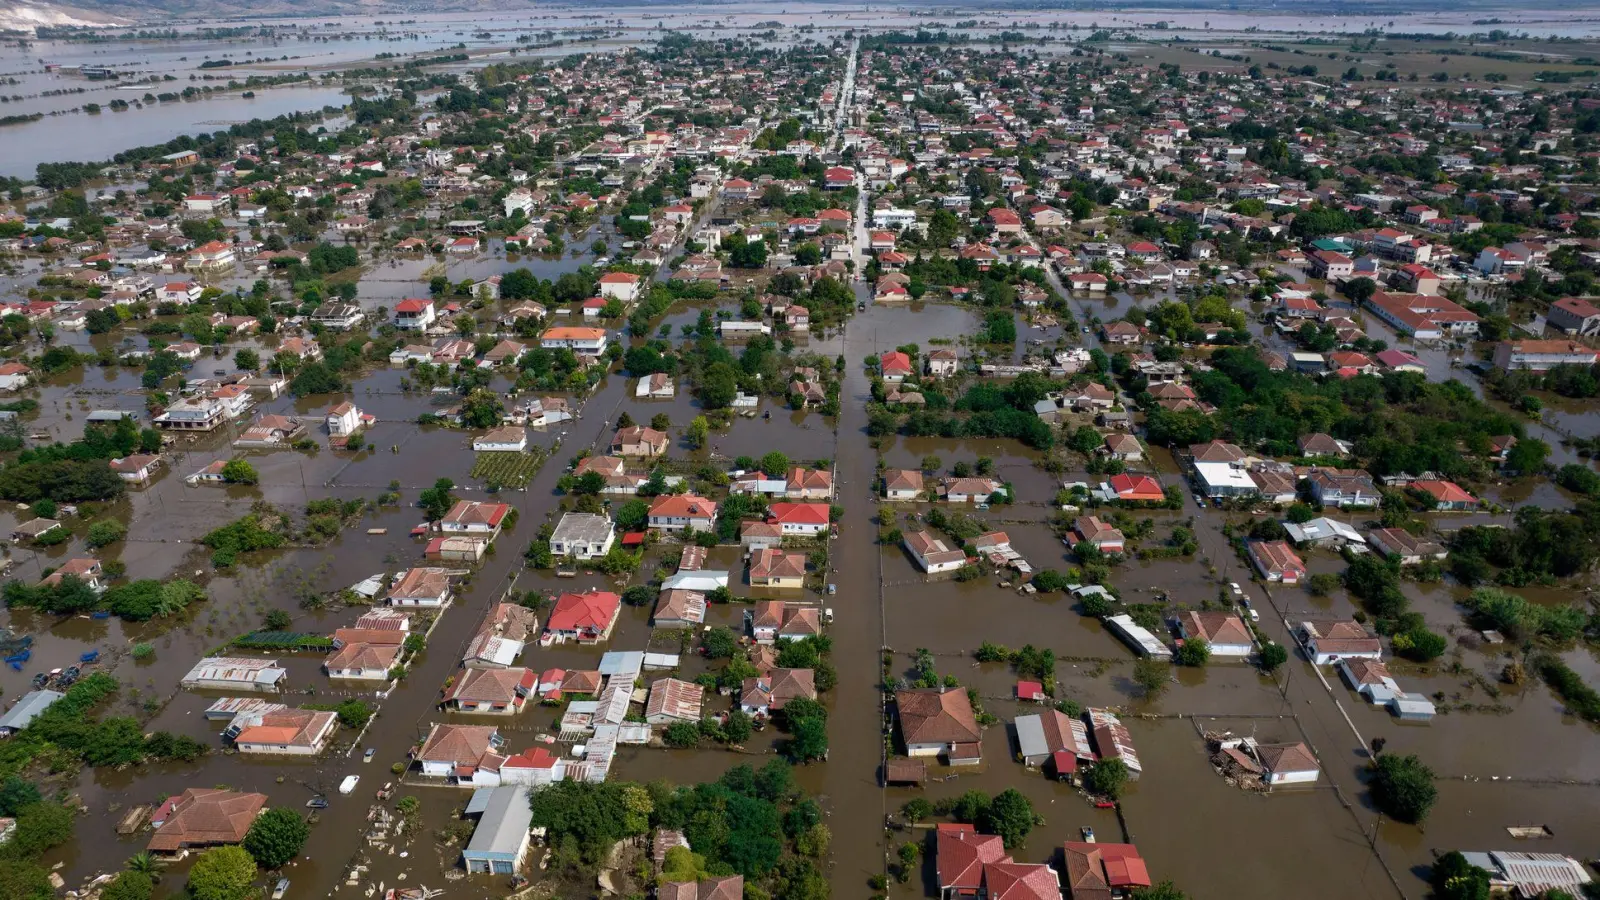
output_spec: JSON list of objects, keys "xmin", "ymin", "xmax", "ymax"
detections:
[{"xmin": 549, "ymin": 513, "xmax": 616, "ymax": 560}]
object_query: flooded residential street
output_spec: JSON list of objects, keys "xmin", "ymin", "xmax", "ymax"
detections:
[{"xmin": 3, "ymin": 4, "xmax": 1600, "ymax": 900}]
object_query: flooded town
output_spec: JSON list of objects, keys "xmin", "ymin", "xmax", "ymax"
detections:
[{"xmin": 1, "ymin": 4, "xmax": 1600, "ymax": 900}]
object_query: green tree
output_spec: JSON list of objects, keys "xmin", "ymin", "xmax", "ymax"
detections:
[
  {"xmin": 785, "ymin": 716, "xmax": 828, "ymax": 762},
  {"xmin": 242, "ymin": 808, "xmax": 308, "ymax": 869},
  {"xmin": 687, "ymin": 415, "xmax": 710, "ymax": 449},
  {"xmin": 419, "ymin": 477, "xmax": 457, "ymax": 521},
  {"xmin": 1342, "ymin": 277, "xmax": 1377, "ymax": 304},
  {"xmin": 186, "ymin": 845, "xmax": 258, "ymax": 900},
  {"xmin": 1370, "ymin": 753, "xmax": 1437, "ymax": 823},
  {"xmin": 1505, "ymin": 437, "xmax": 1549, "ymax": 474},
  {"xmin": 983, "ymin": 788, "xmax": 1035, "ymax": 849},
  {"xmin": 701, "ymin": 626, "xmax": 738, "ymax": 659},
  {"xmin": 1133, "ymin": 658, "xmax": 1169, "ymax": 697},
  {"xmin": 100, "ymin": 872, "xmax": 154, "ymax": 900},
  {"xmin": 1430, "ymin": 851, "xmax": 1491, "ymax": 900},
  {"xmin": 9, "ymin": 802, "xmax": 74, "ymax": 856},
  {"xmin": 663, "ymin": 721, "xmax": 701, "ymax": 748},
  {"xmin": 86, "ymin": 519, "xmax": 128, "ymax": 548},
  {"xmin": 335, "ymin": 698, "xmax": 374, "ymax": 729},
  {"xmin": 1259, "ymin": 642, "xmax": 1288, "ymax": 672},
  {"xmin": 220, "ymin": 459, "xmax": 259, "ymax": 485},
  {"xmin": 234, "ymin": 348, "xmax": 260, "ymax": 371},
  {"xmin": 461, "ymin": 388, "xmax": 505, "ymax": 428},
  {"xmin": 0, "ymin": 776, "xmax": 41, "ymax": 816},
  {"xmin": 1083, "ymin": 758, "xmax": 1129, "ymax": 799},
  {"xmin": 0, "ymin": 859, "xmax": 53, "ymax": 900},
  {"xmin": 723, "ymin": 709, "xmax": 753, "ymax": 744},
  {"xmin": 698, "ymin": 362, "xmax": 739, "ymax": 408},
  {"xmin": 1133, "ymin": 882, "xmax": 1191, "ymax": 900},
  {"xmin": 1175, "ymin": 637, "xmax": 1210, "ymax": 667},
  {"xmin": 1306, "ymin": 572, "xmax": 1340, "ymax": 596},
  {"xmin": 615, "ymin": 499, "xmax": 649, "ymax": 531},
  {"xmin": 901, "ymin": 797, "xmax": 933, "ymax": 822}
]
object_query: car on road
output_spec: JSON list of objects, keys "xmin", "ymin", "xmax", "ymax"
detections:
[
  {"xmin": 1229, "ymin": 582, "xmax": 1243, "ymax": 596},
  {"xmin": 1248, "ymin": 608, "xmax": 1260, "ymax": 623}
]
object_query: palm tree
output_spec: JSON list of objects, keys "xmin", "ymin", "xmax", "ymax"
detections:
[{"xmin": 126, "ymin": 851, "xmax": 158, "ymax": 882}]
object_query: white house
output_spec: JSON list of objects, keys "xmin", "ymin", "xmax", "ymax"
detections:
[
  {"xmin": 472, "ymin": 426, "xmax": 528, "ymax": 453},
  {"xmin": 903, "ymin": 530, "xmax": 966, "ymax": 574},
  {"xmin": 540, "ymin": 327, "xmax": 609, "ymax": 359},
  {"xmin": 635, "ymin": 373, "xmax": 675, "ymax": 399},
  {"xmin": 387, "ymin": 568, "xmax": 454, "ymax": 607},
  {"xmin": 232, "ymin": 709, "xmax": 338, "ymax": 756},
  {"xmin": 326, "ymin": 402, "xmax": 367, "ymax": 437},
  {"xmin": 1257, "ymin": 742, "xmax": 1320, "ymax": 785},
  {"xmin": 1175, "ymin": 611, "xmax": 1254, "ymax": 657},
  {"xmin": 548, "ymin": 512, "xmax": 616, "ymax": 561},
  {"xmin": 324, "ymin": 642, "xmax": 399, "ymax": 680},
  {"xmin": 440, "ymin": 501, "xmax": 512, "ymax": 536},
  {"xmin": 394, "ymin": 298, "xmax": 437, "ymax": 330},
  {"xmin": 597, "ymin": 272, "xmax": 642, "ymax": 304},
  {"xmin": 1300, "ymin": 620, "xmax": 1383, "ymax": 666}
]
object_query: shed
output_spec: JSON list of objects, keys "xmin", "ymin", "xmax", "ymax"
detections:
[
  {"xmin": 1388, "ymin": 692, "xmax": 1436, "ymax": 721},
  {"xmin": 1015, "ymin": 680, "xmax": 1045, "ymax": 701},
  {"xmin": 884, "ymin": 757, "xmax": 927, "ymax": 785},
  {"xmin": 0, "ymin": 689, "xmax": 64, "ymax": 734},
  {"xmin": 461, "ymin": 785, "xmax": 534, "ymax": 875},
  {"xmin": 1014, "ymin": 715, "xmax": 1050, "ymax": 766},
  {"xmin": 1050, "ymin": 750, "xmax": 1079, "ymax": 781}
]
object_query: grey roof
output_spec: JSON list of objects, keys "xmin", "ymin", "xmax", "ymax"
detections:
[
  {"xmin": 1388, "ymin": 692, "xmax": 1436, "ymax": 719},
  {"xmin": 463, "ymin": 786, "xmax": 533, "ymax": 859},
  {"xmin": 1284, "ymin": 517, "xmax": 1364, "ymax": 545},
  {"xmin": 550, "ymin": 512, "xmax": 614, "ymax": 545},
  {"xmin": 0, "ymin": 690, "xmax": 65, "ymax": 732},
  {"xmin": 465, "ymin": 787, "xmax": 496, "ymax": 817},
  {"xmin": 660, "ymin": 570, "xmax": 730, "ymax": 592},
  {"xmin": 1014, "ymin": 714, "xmax": 1048, "ymax": 760},
  {"xmin": 597, "ymin": 651, "xmax": 644, "ymax": 680}
]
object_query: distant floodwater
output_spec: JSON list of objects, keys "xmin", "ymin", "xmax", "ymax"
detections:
[{"xmin": 0, "ymin": 84, "xmax": 352, "ymax": 179}]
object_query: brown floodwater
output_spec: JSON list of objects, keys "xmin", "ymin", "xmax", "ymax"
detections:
[{"xmin": 5, "ymin": 254, "xmax": 1600, "ymax": 900}]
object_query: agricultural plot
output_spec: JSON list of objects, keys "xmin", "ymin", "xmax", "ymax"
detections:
[{"xmin": 470, "ymin": 450, "xmax": 547, "ymax": 488}]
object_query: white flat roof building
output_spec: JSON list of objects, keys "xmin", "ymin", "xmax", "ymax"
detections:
[
  {"xmin": 1105, "ymin": 614, "xmax": 1172, "ymax": 659},
  {"xmin": 1193, "ymin": 461, "xmax": 1258, "ymax": 498}
]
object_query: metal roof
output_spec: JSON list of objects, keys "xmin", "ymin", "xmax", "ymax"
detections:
[
  {"xmin": 1014, "ymin": 714, "xmax": 1048, "ymax": 760},
  {"xmin": 463, "ymin": 786, "xmax": 533, "ymax": 859},
  {"xmin": 0, "ymin": 690, "xmax": 64, "ymax": 731}
]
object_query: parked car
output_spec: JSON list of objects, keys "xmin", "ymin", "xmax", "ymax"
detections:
[{"xmin": 363, "ymin": 748, "xmax": 376, "ymax": 763}]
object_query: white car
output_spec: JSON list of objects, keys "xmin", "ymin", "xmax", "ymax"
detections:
[{"xmin": 1229, "ymin": 582, "xmax": 1243, "ymax": 596}]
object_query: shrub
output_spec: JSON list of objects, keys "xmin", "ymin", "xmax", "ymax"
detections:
[{"xmin": 662, "ymin": 722, "xmax": 700, "ymax": 748}]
